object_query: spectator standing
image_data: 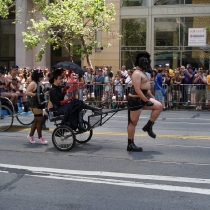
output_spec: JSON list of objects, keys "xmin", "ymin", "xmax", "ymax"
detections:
[
  {"xmin": 85, "ymin": 68, "xmax": 94, "ymax": 99},
  {"xmin": 93, "ymin": 69, "xmax": 104, "ymax": 106},
  {"xmin": 194, "ymin": 68, "xmax": 206, "ymax": 111},
  {"xmin": 104, "ymin": 65, "xmax": 113, "ymax": 77},
  {"xmin": 171, "ymin": 71, "xmax": 182, "ymax": 110},
  {"xmin": 102, "ymin": 72, "xmax": 114, "ymax": 108},
  {"xmin": 150, "ymin": 70, "xmax": 157, "ymax": 96},
  {"xmin": 179, "ymin": 66, "xmax": 187, "ymax": 105},
  {"xmin": 165, "ymin": 63, "xmax": 174, "ymax": 77},
  {"xmin": 125, "ymin": 69, "xmax": 133, "ymax": 101},
  {"xmin": 121, "ymin": 65, "xmax": 128, "ymax": 78},
  {"xmin": 77, "ymin": 74, "xmax": 85, "ymax": 101},
  {"xmin": 206, "ymin": 70, "xmax": 210, "ymax": 111},
  {"xmin": 163, "ymin": 70, "xmax": 171, "ymax": 108},
  {"xmin": 67, "ymin": 72, "xmax": 78, "ymax": 98},
  {"xmin": 183, "ymin": 66, "xmax": 194, "ymax": 105},
  {"xmin": 114, "ymin": 74, "xmax": 123, "ymax": 108},
  {"xmin": 155, "ymin": 69, "xmax": 166, "ymax": 111}
]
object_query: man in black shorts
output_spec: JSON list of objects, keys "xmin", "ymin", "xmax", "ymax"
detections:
[{"xmin": 127, "ymin": 52, "xmax": 163, "ymax": 152}]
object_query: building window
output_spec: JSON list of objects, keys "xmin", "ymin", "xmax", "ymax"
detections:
[
  {"xmin": 0, "ymin": 17, "xmax": 15, "ymax": 71},
  {"xmin": 121, "ymin": 18, "xmax": 146, "ymax": 67},
  {"xmin": 121, "ymin": 0, "xmax": 147, "ymax": 7},
  {"xmin": 154, "ymin": 0, "xmax": 210, "ymax": 5},
  {"xmin": 154, "ymin": 16, "xmax": 210, "ymax": 70},
  {"xmin": 155, "ymin": 18, "xmax": 179, "ymax": 47}
]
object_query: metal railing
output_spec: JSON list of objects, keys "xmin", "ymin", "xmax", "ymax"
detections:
[{"xmin": 66, "ymin": 83, "xmax": 210, "ymax": 110}]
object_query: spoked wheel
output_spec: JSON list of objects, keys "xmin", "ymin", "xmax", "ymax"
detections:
[
  {"xmin": 0, "ymin": 105, "xmax": 14, "ymax": 131},
  {"xmin": 75, "ymin": 120, "xmax": 93, "ymax": 144},
  {"xmin": 52, "ymin": 125, "xmax": 76, "ymax": 151},
  {"xmin": 16, "ymin": 111, "xmax": 34, "ymax": 125}
]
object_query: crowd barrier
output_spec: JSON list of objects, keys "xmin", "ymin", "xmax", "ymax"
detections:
[{"xmin": 65, "ymin": 83, "xmax": 210, "ymax": 110}]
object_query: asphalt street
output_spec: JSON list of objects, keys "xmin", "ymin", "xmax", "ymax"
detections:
[{"xmin": 0, "ymin": 109, "xmax": 210, "ymax": 210}]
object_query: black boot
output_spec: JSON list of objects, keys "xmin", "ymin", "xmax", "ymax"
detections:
[
  {"xmin": 142, "ymin": 120, "xmax": 156, "ymax": 138},
  {"xmin": 83, "ymin": 104, "xmax": 102, "ymax": 113},
  {"xmin": 78, "ymin": 112, "xmax": 86, "ymax": 132},
  {"xmin": 14, "ymin": 104, "xmax": 18, "ymax": 113},
  {"xmin": 22, "ymin": 102, "xmax": 29, "ymax": 112},
  {"xmin": 42, "ymin": 115, "xmax": 49, "ymax": 130},
  {"xmin": 127, "ymin": 139, "xmax": 143, "ymax": 152}
]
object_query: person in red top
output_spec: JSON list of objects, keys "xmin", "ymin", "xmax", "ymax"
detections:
[
  {"xmin": 49, "ymin": 69, "xmax": 102, "ymax": 131},
  {"xmin": 67, "ymin": 72, "xmax": 78, "ymax": 98}
]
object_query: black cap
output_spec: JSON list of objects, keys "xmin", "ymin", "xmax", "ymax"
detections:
[
  {"xmin": 11, "ymin": 65, "xmax": 19, "ymax": 70},
  {"xmin": 0, "ymin": 66, "xmax": 5, "ymax": 70}
]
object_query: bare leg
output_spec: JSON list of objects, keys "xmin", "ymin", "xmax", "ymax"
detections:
[
  {"xmin": 142, "ymin": 98, "xmax": 163, "ymax": 138},
  {"xmin": 127, "ymin": 109, "xmax": 143, "ymax": 152},
  {"xmin": 127, "ymin": 109, "xmax": 141, "ymax": 140},
  {"xmin": 1, "ymin": 92, "xmax": 15, "ymax": 104},
  {"xmin": 143, "ymin": 98, "xmax": 163, "ymax": 122}
]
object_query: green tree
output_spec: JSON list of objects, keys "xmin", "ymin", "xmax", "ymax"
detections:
[
  {"xmin": 0, "ymin": 0, "xmax": 15, "ymax": 18},
  {"xmin": 22, "ymin": 0, "xmax": 119, "ymax": 66}
]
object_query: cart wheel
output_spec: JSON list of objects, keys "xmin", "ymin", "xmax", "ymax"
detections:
[
  {"xmin": 16, "ymin": 111, "xmax": 34, "ymax": 125},
  {"xmin": 75, "ymin": 120, "xmax": 93, "ymax": 144},
  {"xmin": 52, "ymin": 125, "xmax": 76, "ymax": 151},
  {"xmin": 0, "ymin": 105, "xmax": 14, "ymax": 132}
]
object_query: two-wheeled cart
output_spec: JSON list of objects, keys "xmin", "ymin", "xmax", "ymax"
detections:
[{"xmin": 49, "ymin": 108, "xmax": 127, "ymax": 151}]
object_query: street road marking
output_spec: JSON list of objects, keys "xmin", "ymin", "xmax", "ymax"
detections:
[
  {"xmin": 0, "ymin": 163, "xmax": 210, "ymax": 195},
  {"xmin": 1, "ymin": 128, "xmax": 210, "ymax": 140}
]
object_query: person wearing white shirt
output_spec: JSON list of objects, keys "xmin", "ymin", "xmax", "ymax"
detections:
[{"xmin": 121, "ymin": 65, "xmax": 128, "ymax": 78}]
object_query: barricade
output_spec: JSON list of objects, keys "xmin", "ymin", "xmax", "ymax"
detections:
[{"xmin": 64, "ymin": 83, "xmax": 210, "ymax": 110}]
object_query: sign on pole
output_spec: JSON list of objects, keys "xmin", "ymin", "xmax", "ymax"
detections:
[{"xmin": 188, "ymin": 28, "xmax": 206, "ymax": 46}]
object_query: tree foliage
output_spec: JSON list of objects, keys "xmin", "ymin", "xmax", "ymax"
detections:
[
  {"xmin": 0, "ymin": 0, "xmax": 15, "ymax": 18},
  {"xmin": 22, "ymin": 0, "xmax": 119, "ymax": 66}
]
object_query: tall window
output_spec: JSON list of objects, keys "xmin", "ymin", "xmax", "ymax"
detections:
[
  {"xmin": 121, "ymin": 0, "xmax": 147, "ymax": 7},
  {"xmin": 154, "ymin": 16, "xmax": 210, "ymax": 70},
  {"xmin": 121, "ymin": 18, "xmax": 147, "ymax": 67},
  {"xmin": 154, "ymin": 0, "xmax": 210, "ymax": 5},
  {"xmin": 0, "ymin": 15, "xmax": 15, "ymax": 71}
]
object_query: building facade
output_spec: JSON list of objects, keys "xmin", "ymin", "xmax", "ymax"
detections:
[{"xmin": 0, "ymin": 0, "xmax": 210, "ymax": 71}]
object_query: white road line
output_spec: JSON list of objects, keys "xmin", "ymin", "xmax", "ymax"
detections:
[
  {"xmin": 27, "ymin": 173, "xmax": 210, "ymax": 195},
  {"xmin": 0, "ymin": 163, "xmax": 210, "ymax": 185},
  {"xmin": 1, "ymin": 164, "xmax": 210, "ymax": 195}
]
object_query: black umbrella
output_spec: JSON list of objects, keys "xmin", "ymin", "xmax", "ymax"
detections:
[{"xmin": 53, "ymin": 61, "xmax": 85, "ymax": 75}]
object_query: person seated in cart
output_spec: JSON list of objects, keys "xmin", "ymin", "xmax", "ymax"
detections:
[{"xmin": 49, "ymin": 69, "xmax": 102, "ymax": 131}]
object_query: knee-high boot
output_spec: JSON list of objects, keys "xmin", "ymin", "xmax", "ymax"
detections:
[
  {"xmin": 22, "ymin": 102, "xmax": 29, "ymax": 112},
  {"xmin": 142, "ymin": 120, "xmax": 156, "ymax": 139}
]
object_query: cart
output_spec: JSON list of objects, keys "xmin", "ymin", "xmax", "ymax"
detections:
[{"xmin": 49, "ymin": 107, "xmax": 127, "ymax": 151}]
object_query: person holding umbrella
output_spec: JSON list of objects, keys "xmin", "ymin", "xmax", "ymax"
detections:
[{"xmin": 49, "ymin": 69, "xmax": 102, "ymax": 131}]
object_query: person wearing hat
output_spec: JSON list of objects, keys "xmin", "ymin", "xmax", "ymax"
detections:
[
  {"xmin": 127, "ymin": 52, "xmax": 163, "ymax": 152},
  {"xmin": 165, "ymin": 63, "xmax": 174, "ymax": 77},
  {"xmin": 5, "ymin": 65, "xmax": 28, "ymax": 112}
]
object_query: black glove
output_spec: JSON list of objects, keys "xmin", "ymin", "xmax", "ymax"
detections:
[{"xmin": 145, "ymin": 100, "xmax": 154, "ymax": 106}]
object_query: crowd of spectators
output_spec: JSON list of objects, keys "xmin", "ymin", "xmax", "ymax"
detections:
[
  {"xmin": 1, "ymin": 63, "xmax": 210, "ymax": 113},
  {"xmin": 153, "ymin": 64, "xmax": 210, "ymax": 111}
]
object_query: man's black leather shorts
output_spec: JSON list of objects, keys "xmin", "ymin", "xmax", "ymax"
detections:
[{"xmin": 128, "ymin": 97, "xmax": 146, "ymax": 111}]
